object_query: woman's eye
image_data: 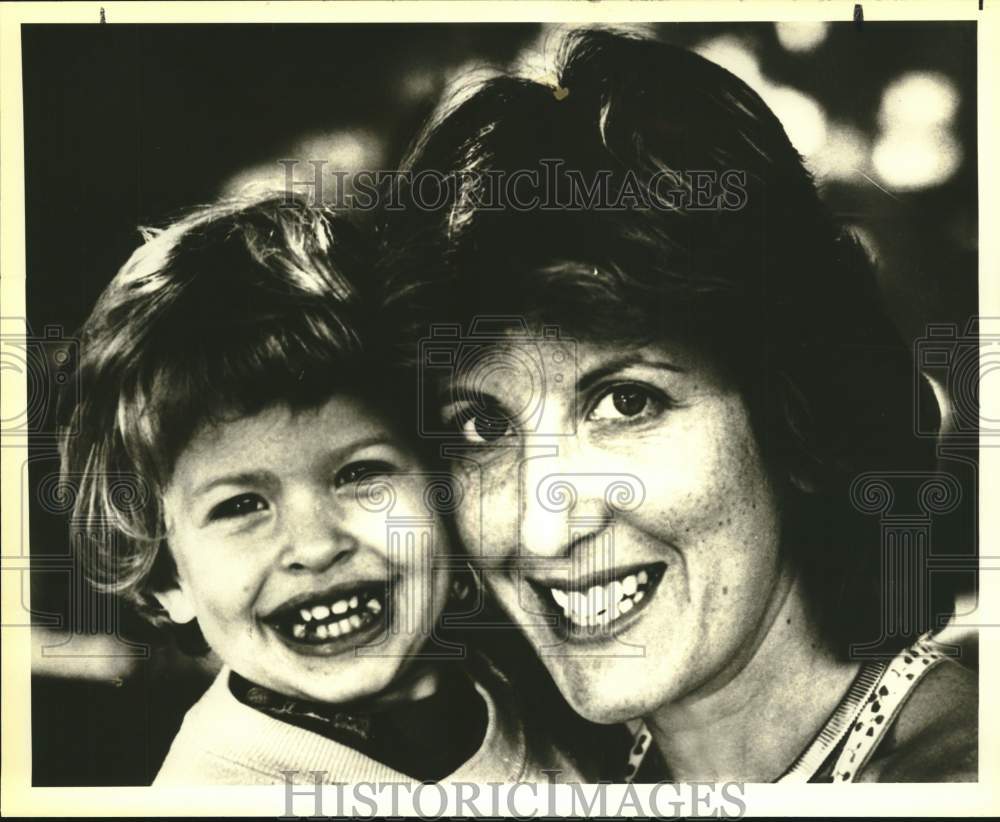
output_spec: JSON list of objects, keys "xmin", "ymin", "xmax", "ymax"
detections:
[
  {"xmin": 208, "ymin": 493, "xmax": 268, "ymax": 521},
  {"xmin": 588, "ymin": 384, "xmax": 662, "ymax": 422},
  {"xmin": 334, "ymin": 460, "xmax": 394, "ymax": 488},
  {"xmin": 453, "ymin": 401, "xmax": 515, "ymax": 445}
]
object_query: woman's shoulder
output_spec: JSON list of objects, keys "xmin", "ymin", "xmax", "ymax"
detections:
[{"xmin": 860, "ymin": 658, "xmax": 977, "ymax": 782}]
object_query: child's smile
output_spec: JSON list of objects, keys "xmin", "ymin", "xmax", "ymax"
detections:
[
  {"xmin": 265, "ymin": 576, "xmax": 392, "ymax": 653},
  {"xmin": 156, "ymin": 395, "xmax": 452, "ymax": 704}
]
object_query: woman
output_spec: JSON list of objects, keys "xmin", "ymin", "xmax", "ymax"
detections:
[{"xmin": 374, "ymin": 29, "xmax": 977, "ymax": 782}]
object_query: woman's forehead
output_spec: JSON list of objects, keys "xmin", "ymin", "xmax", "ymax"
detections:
[{"xmin": 448, "ymin": 333, "xmax": 722, "ymax": 393}]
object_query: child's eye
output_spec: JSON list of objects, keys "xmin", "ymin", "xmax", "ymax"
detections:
[
  {"xmin": 208, "ymin": 493, "xmax": 268, "ymax": 521},
  {"xmin": 587, "ymin": 383, "xmax": 668, "ymax": 422},
  {"xmin": 334, "ymin": 460, "xmax": 394, "ymax": 488}
]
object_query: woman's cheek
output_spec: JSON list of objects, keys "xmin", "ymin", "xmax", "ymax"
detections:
[{"xmin": 465, "ymin": 463, "xmax": 519, "ymax": 550}]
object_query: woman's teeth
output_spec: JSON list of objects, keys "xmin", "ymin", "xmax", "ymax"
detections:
[
  {"xmin": 550, "ymin": 568, "xmax": 654, "ymax": 628},
  {"xmin": 284, "ymin": 593, "xmax": 384, "ymax": 642}
]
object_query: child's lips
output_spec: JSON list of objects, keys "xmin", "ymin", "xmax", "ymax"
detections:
[
  {"xmin": 264, "ymin": 578, "xmax": 394, "ymax": 649},
  {"xmin": 264, "ymin": 577, "xmax": 393, "ymax": 620}
]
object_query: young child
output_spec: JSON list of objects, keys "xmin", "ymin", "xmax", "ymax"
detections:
[{"xmin": 57, "ymin": 195, "xmax": 614, "ymax": 785}]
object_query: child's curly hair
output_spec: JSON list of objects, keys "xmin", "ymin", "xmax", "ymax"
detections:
[{"xmin": 58, "ymin": 194, "xmax": 378, "ymax": 652}]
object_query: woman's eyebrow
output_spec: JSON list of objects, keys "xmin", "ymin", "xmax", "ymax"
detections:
[{"xmin": 577, "ymin": 355, "xmax": 684, "ymax": 393}]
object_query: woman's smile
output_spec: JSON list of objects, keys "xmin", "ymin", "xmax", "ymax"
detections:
[{"xmin": 525, "ymin": 561, "xmax": 668, "ymax": 641}]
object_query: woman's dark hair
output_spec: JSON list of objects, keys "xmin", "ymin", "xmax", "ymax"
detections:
[
  {"xmin": 376, "ymin": 28, "xmax": 945, "ymax": 658},
  {"xmin": 58, "ymin": 194, "xmax": 380, "ymax": 652}
]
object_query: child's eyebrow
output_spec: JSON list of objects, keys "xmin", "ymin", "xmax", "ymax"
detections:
[{"xmin": 190, "ymin": 471, "xmax": 274, "ymax": 499}]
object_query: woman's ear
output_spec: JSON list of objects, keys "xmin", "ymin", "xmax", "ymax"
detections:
[{"xmin": 151, "ymin": 582, "xmax": 197, "ymax": 624}]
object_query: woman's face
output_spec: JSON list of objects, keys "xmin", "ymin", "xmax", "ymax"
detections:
[{"xmin": 439, "ymin": 331, "xmax": 791, "ymax": 723}]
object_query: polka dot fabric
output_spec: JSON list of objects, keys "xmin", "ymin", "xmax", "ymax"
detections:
[
  {"xmin": 830, "ymin": 633, "xmax": 947, "ymax": 782},
  {"xmin": 776, "ymin": 631, "xmax": 949, "ymax": 783},
  {"xmin": 623, "ymin": 721, "xmax": 653, "ymax": 782}
]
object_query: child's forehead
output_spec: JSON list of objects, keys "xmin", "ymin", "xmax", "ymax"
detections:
[
  {"xmin": 203, "ymin": 395, "xmax": 391, "ymax": 437},
  {"xmin": 177, "ymin": 395, "xmax": 406, "ymax": 470}
]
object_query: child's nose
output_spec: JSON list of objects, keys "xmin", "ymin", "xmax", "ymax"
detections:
[{"xmin": 281, "ymin": 503, "xmax": 358, "ymax": 573}]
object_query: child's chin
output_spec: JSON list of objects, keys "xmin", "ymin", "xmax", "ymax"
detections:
[{"xmin": 265, "ymin": 661, "xmax": 400, "ymax": 705}]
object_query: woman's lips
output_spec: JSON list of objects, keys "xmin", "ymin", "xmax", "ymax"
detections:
[{"xmin": 528, "ymin": 561, "xmax": 668, "ymax": 641}]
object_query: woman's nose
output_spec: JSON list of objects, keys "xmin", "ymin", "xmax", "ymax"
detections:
[
  {"xmin": 280, "ymin": 497, "xmax": 358, "ymax": 572},
  {"xmin": 517, "ymin": 444, "xmax": 617, "ymax": 559}
]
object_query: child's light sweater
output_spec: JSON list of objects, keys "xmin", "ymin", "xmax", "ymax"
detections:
[{"xmin": 153, "ymin": 655, "xmax": 591, "ymax": 785}]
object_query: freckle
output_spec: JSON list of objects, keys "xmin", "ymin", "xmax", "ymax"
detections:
[
  {"xmin": 786, "ymin": 618, "xmax": 791, "ymax": 625},
  {"xmin": 722, "ymin": 586, "xmax": 728, "ymax": 595}
]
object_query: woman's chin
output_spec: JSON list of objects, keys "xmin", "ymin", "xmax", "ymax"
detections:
[{"xmin": 554, "ymin": 662, "xmax": 671, "ymax": 725}]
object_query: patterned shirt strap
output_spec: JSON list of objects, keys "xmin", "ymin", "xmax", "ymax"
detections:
[
  {"xmin": 622, "ymin": 718, "xmax": 654, "ymax": 783},
  {"xmin": 775, "ymin": 659, "xmax": 887, "ymax": 783},
  {"xmin": 830, "ymin": 632, "xmax": 948, "ymax": 782}
]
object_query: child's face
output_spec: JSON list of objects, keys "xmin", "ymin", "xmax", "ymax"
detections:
[{"xmin": 157, "ymin": 395, "xmax": 451, "ymax": 704}]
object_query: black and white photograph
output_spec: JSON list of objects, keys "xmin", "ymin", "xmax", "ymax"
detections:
[{"xmin": 1, "ymin": 1, "xmax": 996, "ymax": 817}]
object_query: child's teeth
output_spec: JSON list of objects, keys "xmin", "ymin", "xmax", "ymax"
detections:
[
  {"xmin": 568, "ymin": 591, "xmax": 586, "ymax": 618},
  {"xmin": 619, "ymin": 598, "xmax": 634, "ymax": 615},
  {"xmin": 622, "ymin": 575, "xmax": 638, "ymax": 595},
  {"xmin": 282, "ymin": 588, "xmax": 390, "ymax": 642},
  {"xmin": 637, "ymin": 569, "xmax": 649, "ymax": 585},
  {"xmin": 634, "ymin": 590, "xmax": 645, "ymax": 604},
  {"xmin": 551, "ymin": 588, "xmax": 568, "ymax": 609},
  {"xmin": 608, "ymin": 580, "xmax": 623, "ymax": 607}
]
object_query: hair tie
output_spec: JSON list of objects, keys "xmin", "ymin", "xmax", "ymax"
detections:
[{"xmin": 541, "ymin": 74, "xmax": 569, "ymax": 100}]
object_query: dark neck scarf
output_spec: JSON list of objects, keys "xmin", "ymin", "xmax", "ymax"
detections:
[{"xmin": 229, "ymin": 665, "xmax": 489, "ymax": 782}]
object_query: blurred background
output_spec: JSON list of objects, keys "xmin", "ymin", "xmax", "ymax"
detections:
[{"xmin": 21, "ymin": 21, "xmax": 978, "ymax": 785}]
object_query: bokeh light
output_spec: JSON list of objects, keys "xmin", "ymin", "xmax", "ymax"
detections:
[
  {"xmin": 872, "ymin": 127, "xmax": 962, "ymax": 191},
  {"xmin": 775, "ymin": 21, "xmax": 829, "ymax": 53},
  {"xmin": 400, "ymin": 67, "xmax": 439, "ymax": 102},
  {"xmin": 808, "ymin": 123, "xmax": 871, "ymax": 182},
  {"xmin": 696, "ymin": 36, "xmax": 829, "ymax": 159},
  {"xmin": 761, "ymin": 85, "xmax": 828, "ymax": 156},
  {"xmin": 694, "ymin": 35, "xmax": 767, "ymax": 93},
  {"xmin": 879, "ymin": 71, "xmax": 960, "ymax": 130},
  {"xmin": 221, "ymin": 129, "xmax": 384, "ymax": 201}
]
